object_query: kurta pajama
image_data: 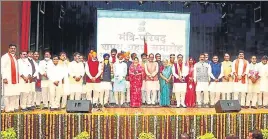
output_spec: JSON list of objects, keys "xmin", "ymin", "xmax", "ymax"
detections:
[
  {"xmin": 221, "ymin": 61, "xmax": 233, "ymax": 100},
  {"xmin": 145, "ymin": 62, "xmax": 159, "ymax": 105},
  {"xmin": 209, "ymin": 62, "xmax": 223, "ymax": 105},
  {"xmin": 259, "ymin": 63, "xmax": 268, "ymax": 106},
  {"xmin": 113, "ymin": 61, "xmax": 127, "ymax": 105},
  {"xmin": 247, "ymin": 63, "xmax": 260, "ymax": 106}
]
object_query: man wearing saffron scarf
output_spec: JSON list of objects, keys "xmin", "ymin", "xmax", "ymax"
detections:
[
  {"xmin": 209, "ymin": 55, "xmax": 223, "ymax": 107},
  {"xmin": 194, "ymin": 53, "xmax": 211, "ymax": 107},
  {"xmin": 69, "ymin": 52, "xmax": 85, "ymax": 100},
  {"xmin": 172, "ymin": 54, "xmax": 188, "ymax": 108},
  {"xmin": 221, "ymin": 53, "xmax": 233, "ymax": 100},
  {"xmin": 85, "ymin": 51, "xmax": 102, "ymax": 107},
  {"xmin": 18, "ymin": 51, "xmax": 33, "ymax": 111},
  {"xmin": 100, "ymin": 53, "xmax": 113, "ymax": 107},
  {"xmin": 123, "ymin": 52, "xmax": 132, "ymax": 106},
  {"xmin": 39, "ymin": 51, "xmax": 53, "ymax": 109},
  {"xmin": 232, "ymin": 50, "xmax": 249, "ymax": 108},
  {"xmin": 145, "ymin": 53, "xmax": 159, "ymax": 105},
  {"xmin": 247, "ymin": 56, "xmax": 260, "ymax": 109},
  {"xmin": 1, "ymin": 44, "xmax": 20, "ymax": 112}
]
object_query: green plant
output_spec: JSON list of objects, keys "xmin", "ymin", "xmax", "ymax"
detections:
[
  {"xmin": 0, "ymin": 128, "xmax": 17, "ymax": 139},
  {"xmin": 74, "ymin": 131, "xmax": 90, "ymax": 139},
  {"xmin": 197, "ymin": 133, "xmax": 216, "ymax": 139},
  {"xmin": 261, "ymin": 129, "xmax": 268, "ymax": 139},
  {"xmin": 138, "ymin": 132, "xmax": 156, "ymax": 139}
]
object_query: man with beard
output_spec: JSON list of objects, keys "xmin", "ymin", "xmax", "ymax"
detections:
[
  {"xmin": 145, "ymin": 53, "xmax": 159, "ymax": 105},
  {"xmin": 18, "ymin": 51, "xmax": 33, "ymax": 111},
  {"xmin": 209, "ymin": 55, "xmax": 223, "ymax": 107},
  {"xmin": 27, "ymin": 51, "xmax": 39, "ymax": 110},
  {"xmin": 155, "ymin": 53, "xmax": 162, "ymax": 104},
  {"xmin": 194, "ymin": 53, "xmax": 211, "ymax": 107},
  {"xmin": 100, "ymin": 53, "xmax": 113, "ymax": 107},
  {"xmin": 39, "ymin": 51, "xmax": 53, "ymax": 109},
  {"xmin": 232, "ymin": 50, "xmax": 249, "ymax": 108},
  {"xmin": 172, "ymin": 54, "xmax": 188, "ymax": 108},
  {"xmin": 247, "ymin": 56, "xmax": 260, "ymax": 109},
  {"xmin": 1, "ymin": 44, "xmax": 20, "ymax": 112},
  {"xmin": 58, "ymin": 52, "xmax": 70, "ymax": 108},
  {"xmin": 221, "ymin": 53, "xmax": 233, "ymax": 100},
  {"xmin": 113, "ymin": 52, "xmax": 127, "ymax": 107},
  {"xmin": 258, "ymin": 56, "xmax": 268, "ymax": 108},
  {"xmin": 140, "ymin": 53, "xmax": 148, "ymax": 104},
  {"xmin": 85, "ymin": 51, "xmax": 102, "ymax": 107},
  {"xmin": 123, "ymin": 52, "xmax": 132, "ymax": 106},
  {"xmin": 33, "ymin": 51, "xmax": 42, "ymax": 108},
  {"xmin": 69, "ymin": 52, "xmax": 85, "ymax": 100}
]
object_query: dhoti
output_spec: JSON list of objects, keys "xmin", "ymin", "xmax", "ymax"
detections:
[
  {"xmin": 196, "ymin": 82, "xmax": 209, "ymax": 92},
  {"xmin": 145, "ymin": 81, "xmax": 159, "ymax": 91},
  {"xmin": 173, "ymin": 83, "xmax": 187, "ymax": 92}
]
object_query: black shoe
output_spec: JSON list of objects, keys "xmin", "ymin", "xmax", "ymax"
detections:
[
  {"xmin": 50, "ymin": 108, "xmax": 56, "ymax": 111},
  {"xmin": 42, "ymin": 107, "xmax": 48, "ymax": 110},
  {"xmin": 14, "ymin": 109, "xmax": 19, "ymax": 112},
  {"xmin": 104, "ymin": 103, "xmax": 109, "ymax": 108},
  {"xmin": 21, "ymin": 108, "xmax": 28, "ymax": 112},
  {"xmin": 252, "ymin": 106, "xmax": 257, "ymax": 109},
  {"xmin": 36, "ymin": 105, "xmax": 41, "ymax": 109}
]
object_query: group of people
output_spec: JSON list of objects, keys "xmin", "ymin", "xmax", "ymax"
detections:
[{"xmin": 1, "ymin": 44, "xmax": 268, "ymax": 112}]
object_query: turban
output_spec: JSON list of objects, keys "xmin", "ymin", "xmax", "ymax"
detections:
[
  {"xmin": 103, "ymin": 53, "xmax": 110, "ymax": 59},
  {"xmin": 124, "ymin": 51, "xmax": 130, "ymax": 57},
  {"xmin": 88, "ymin": 50, "xmax": 97, "ymax": 61}
]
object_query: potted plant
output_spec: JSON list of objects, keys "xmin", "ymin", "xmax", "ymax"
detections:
[
  {"xmin": 1, "ymin": 128, "xmax": 17, "ymax": 139},
  {"xmin": 198, "ymin": 133, "xmax": 216, "ymax": 139},
  {"xmin": 138, "ymin": 132, "xmax": 156, "ymax": 139},
  {"xmin": 74, "ymin": 131, "xmax": 90, "ymax": 139}
]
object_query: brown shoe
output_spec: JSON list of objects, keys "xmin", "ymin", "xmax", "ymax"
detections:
[{"xmin": 252, "ymin": 106, "xmax": 257, "ymax": 109}]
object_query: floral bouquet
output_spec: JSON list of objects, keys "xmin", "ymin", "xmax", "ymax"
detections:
[
  {"xmin": 138, "ymin": 132, "xmax": 156, "ymax": 139},
  {"xmin": 1, "ymin": 128, "xmax": 17, "ymax": 139},
  {"xmin": 197, "ymin": 133, "xmax": 216, "ymax": 139},
  {"xmin": 74, "ymin": 131, "xmax": 90, "ymax": 139}
]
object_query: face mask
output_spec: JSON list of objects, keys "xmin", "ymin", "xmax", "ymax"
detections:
[
  {"xmin": 45, "ymin": 58, "xmax": 50, "ymax": 61},
  {"xmin": 104, "ymin": 59, "xmax": 109, "ymax": 64},
  {"xmin": 119, "ymin": 59, "xmax": 123, "ymax": 63}
]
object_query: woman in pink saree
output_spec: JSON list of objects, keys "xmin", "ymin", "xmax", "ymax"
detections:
[
  {"xmin": 129, "ymin": 57, "xmax": 145, "ymax": 107},
  {"xmin": 185, "ymin": 57, "xmax": 196, "ymax": 107}
]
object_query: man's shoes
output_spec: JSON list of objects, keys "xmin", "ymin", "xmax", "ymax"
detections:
[
  {"xmin": 42, "ymin": 107, "xmax": 48, "ymax": 110},
  {"xmin": 244, "ymin": 106, "xmax": 249, "ymax": 109},
  {"xmin": 14, "ymin": 109, "xmax": 19, "ymax": 112},
  {"xmin": 104, "ymin": 103, "xmax": 109, "ymax": 108},
  {"xmin": 36, "ymin": 105, "xmax": 41, "ymax": 109},
  {"xmin": 21, "ymin": 108, "xmax": 28, "ymax": 112},
  {"xmin": 252, "ymin": 106, "xmax": 257, "ymax": 109}
]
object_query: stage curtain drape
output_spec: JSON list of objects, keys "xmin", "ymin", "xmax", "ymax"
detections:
[{"xmin": 20, "ymin": 1, "xmax": 31, "ymax": 52}]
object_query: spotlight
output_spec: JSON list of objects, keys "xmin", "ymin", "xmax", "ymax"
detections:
[
  {"xmin": 183, "ymin": 2, "xmax": 190, "ymax": 8},
  {"xmin": 138, "ymin": 1, "xmax": 143, "ymax": 6},
  {"xmin": 204, "ymin": 2, "xmax": 209, "ymax": 6},
  {"xmin": 168, "ymin": 1, "xmax": 172, "ymax": 5},
  {"xmin": 105, "ymin": 1, "xmax": 110, "ymax": 4},
  {"xmin": 221, "ymin": 3, "xmax": 226, "ymax": 7}
]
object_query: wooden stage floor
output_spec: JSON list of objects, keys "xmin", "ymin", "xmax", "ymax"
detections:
[{"xmin": 2, "ymin": 107, "xmax": 268, "ymax": 115}]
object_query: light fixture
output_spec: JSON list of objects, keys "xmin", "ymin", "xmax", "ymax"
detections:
[
  {"xmin": 183, "ymin": 2, "xmax": 190, "ymax": 8},
  {"xmin": 168, "ymin": 1, "xmax": 172, "ymax": 5},
  {"xmin": 138, "ymin": 1, "xmax": 143, "ymax": 6},
  {"xmin": 105, "ymin": 1, "xmax": 110, "ymax": 5}
]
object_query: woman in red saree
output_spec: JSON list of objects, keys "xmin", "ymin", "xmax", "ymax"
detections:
[
  {"xmin": 129, "ymin": 57, "xmax": 145, "ymax": 107},
  {"xmin": 185, "ymin": 57, "xmax": 196, "ymax": 107}
]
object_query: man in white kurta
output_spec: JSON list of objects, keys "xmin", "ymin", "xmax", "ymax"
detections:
[
  {"xmin": 33, "ymin": 51, "xmax": 42, "ymax": 108},
  {"xmin": 39, "ymin": 51, "xmax": 53, "ymax": 109},
  {"xmin": 145, "ymin": 54, "xmax": 159, "ymax": 105},
  {"xmin": 18, "ymin": 51, "xmax": 33, "ymax": 111},
  {"xmin": 1, "ymin": 44, "xmax": 20, "ymax": 112},
  {"xmin": 68, "ymin": 52, "xmax": 85, "ymax": 100},
  {"xmin": 232, "ymin": 50, "xmax": 249, "ymax": 107},
  {"xmin": 27, "ymin": 51, "xmax": 39, "ymax": 109},
  {"xmin": 246, "ymin": 56, "xmax": 260, "ymax": 109},
  {"xmin": 258, "ymin": 56, "xmax": 268, "ymax": 108},
  {"xmin": 221, "ymin": 53, "xmax": 233, "ymax": 100},
  {"xmin": 113, "ymin": 53, "xmax": 128, "ymax": 106},
  {"xmin": 47, "ymin": 56, "xmax": 64, "ymax": 110},
  {"xmin": 194, "ymin": 53, "xmax": 211, "ymax": 107},
  {"xmin": 172, "ymin": 54, "xmax": 188, "ymax": 108}
]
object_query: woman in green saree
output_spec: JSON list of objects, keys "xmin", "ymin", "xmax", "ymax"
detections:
[{"xmin": 159, "ymin": 59, "xmax": 173, "ymax": 106}]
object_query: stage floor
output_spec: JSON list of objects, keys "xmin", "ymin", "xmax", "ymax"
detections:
[{"xmin": 2, "ymin": 107, "xmax": 268, "ymax": 115}]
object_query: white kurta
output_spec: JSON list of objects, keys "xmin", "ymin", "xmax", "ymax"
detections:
[
  {"xmin": 1, "ymin": 53, "xmax": 20, "ymax": 96},
  {"xmin": 59, "ymin": 60, "xmax": 70, "ymax": 95},
  {"xmin": 28, "ymin": 57, "xmax": 39, "ymax": 92},
  {"xmin": 47, "ymin": 64, "xmax": 64, "ymax": 90},
  {"xmin": 248, "ymin": 63, "xmax": 260, "ymax": 93},
  {"xmin": 39, "ymin": 59, "xmax": 53, "ymax": 88},
  {"xmin": 18, "ymin": 58, "xmax": 32, "ymax": 93},
  {"xmin": 113, "ymin": 61, "xmax": 127, "ymax": 92},
  {"xmin": 208, "ymin": 64, "xmax": 224, "ymax": 92},
  {"xmin": 232, "ymin": 59, "xmax": 249, "ymax": 92},
  {"xmin": 172, "ymin": 63, "xmax": 188, "ymax": 92},
  {"xmin": 68, "ymin": 61, "xmax": 85, "ymax": 93},
  {"xmin": 100, "ymin": 62, "xmax": 113, "ymax": 91},
  {"xmin": 259, "ymin": 63, "xmax": 268, "ymax": 92},
  {"xmin": 144, "ymin": 62, "xmax": 159, "ymax": 91}
]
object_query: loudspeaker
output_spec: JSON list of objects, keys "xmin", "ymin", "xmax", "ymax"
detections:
[
  {"xmin": 215, "ymin": 100, "xmax": 241, "ymax": 113},
  {"xmin": 66, "ymin": 100, "xmax": 92, "ymax": 113}
]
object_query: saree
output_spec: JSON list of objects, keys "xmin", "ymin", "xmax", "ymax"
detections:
[
  {"xmin": 185, "ymin": 58, "xmax": 196, "ymax": 107},
  {"xmin": 129, "ymin": 64, "xmax": 144, "ymax": 107},
  {"xmin": 159, "ymin": 66, "xmax": 172, "ymax": 106}
]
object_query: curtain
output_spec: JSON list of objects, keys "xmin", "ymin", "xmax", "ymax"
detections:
[{"xmin": 20, "ymin": 1, "xmax": 31, "ymax": 52}]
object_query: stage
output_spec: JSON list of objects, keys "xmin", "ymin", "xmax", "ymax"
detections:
[{"xmin": 2, "ymin": 108, "xmax": 268, "ymax": 139}]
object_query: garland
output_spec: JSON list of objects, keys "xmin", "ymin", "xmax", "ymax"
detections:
[{"xmin": 1, "ymin": 113, "xmax": 268, "ymax": 138}]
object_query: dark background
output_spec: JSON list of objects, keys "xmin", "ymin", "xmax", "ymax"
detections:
[{"xmin": 29, "ymin": 1, "xmax": 268, "ymax": 61}]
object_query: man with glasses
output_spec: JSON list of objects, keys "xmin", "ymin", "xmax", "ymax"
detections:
[
  {"xmin": 1, "ymin": 44, "xmax": 20, "ymax": 112},
  {"xmin": 39, "ymin": 51, "xmax": 53, "ymax": 109}
]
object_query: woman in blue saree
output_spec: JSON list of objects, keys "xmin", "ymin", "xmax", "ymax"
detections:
[{"xmin": 159, "ymin": 59, "xmax": 173, "ymax": 106}]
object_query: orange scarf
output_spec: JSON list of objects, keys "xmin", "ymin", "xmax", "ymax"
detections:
[
  {"xmin": 234, "ymin": 59, "xmax": 247, "ymax": 84},
  {"xmin": 8, "ymin": 53, "xmax": 17, "ymax": 84}
]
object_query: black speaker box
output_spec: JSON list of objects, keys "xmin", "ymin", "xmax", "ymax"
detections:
[
  {"xmin": 215, "ymin": 100, "xmax": 241, "ymax": 113},
  {"xmin": 66, "ymin": 100, "xmax": 92, "ymax": 113}
]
